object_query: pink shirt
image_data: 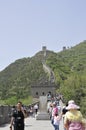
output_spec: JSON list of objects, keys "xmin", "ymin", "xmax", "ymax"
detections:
[
  {"xmin": 68, "ymin": 122, "xmax": 85, "ymax": 130},
  {"xmin": 52, "ymin": 107, "xmax": 58, "ymax": 117}
]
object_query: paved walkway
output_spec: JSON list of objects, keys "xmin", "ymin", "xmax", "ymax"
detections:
[
  {"xmin": 0, "ymin": 116, "xmax": 64, "ymax": 130},
  {"xmin": 0, "ymin": 100, "xmax": 64, "ymax": 130}
]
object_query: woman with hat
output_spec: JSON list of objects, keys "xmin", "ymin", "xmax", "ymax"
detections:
[{"xmin": 64, "ymin": 100, "xmax": 86, "ymax": 130}]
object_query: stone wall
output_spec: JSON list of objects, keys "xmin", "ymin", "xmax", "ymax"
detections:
[
  {"xmin": 0, "ymin": 102, "xmax": 39, "ymax": 125},
  {"xmin": 0, "ymin": 105, "xmax": 11, "ymax": 125},
  {"xmin": 31, "ymin": 84, "xmax": 56, "ymax": 98}
]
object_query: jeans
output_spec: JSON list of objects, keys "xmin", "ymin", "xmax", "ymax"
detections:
[
  {"xmin": 53, "ymin": 124, "xmax": 59, "ymax": 130},
  {"xmin": 51, "ymin": 117, "xmax": 54, "ymax": 125}
]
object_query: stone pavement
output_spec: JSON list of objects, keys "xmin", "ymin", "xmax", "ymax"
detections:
[
  {"xmin": 0, "ymin": 100, "xmax": 64, "ymax": 130},
  {"xmin": 0, "ymin": 116, "xmax": 64, "ymax": 130}
]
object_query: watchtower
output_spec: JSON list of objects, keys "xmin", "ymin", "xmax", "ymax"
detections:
[{"xmin": 31, "ymin": 82, "xmax": 56, "ymax": 98}]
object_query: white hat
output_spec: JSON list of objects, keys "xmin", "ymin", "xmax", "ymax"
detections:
[{"xmin": 66, "ymin": 100, "xmax": 80, "ymax": 110}]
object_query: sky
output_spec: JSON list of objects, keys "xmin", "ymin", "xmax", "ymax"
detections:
[{"xmin": 0, "ymin": 0, "xmax": 86, "ymax": 71}]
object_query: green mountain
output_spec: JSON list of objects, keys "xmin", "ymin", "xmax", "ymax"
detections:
[
  {"xmin": 46, "ymin": 41, "xmax": 86, "ymax": 116},
  {"xmin": 0, "ymin": 41, "xmax": 86, "ymax": 116},
  {"xmin": 0, "ymin": 50, "xmax": 55, "ymax": 104}
]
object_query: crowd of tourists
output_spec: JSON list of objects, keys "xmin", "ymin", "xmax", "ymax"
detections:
[
  {"xmin": 47, "ymin": 95, "xmax": 86, "ymax": 130},
  {"xmin": 9, "ymin": 101, "xmax": 39, "ymax": 130},
  {"xmin": 9, "ymin": 95, "xmax": 86, "ymax": 130}
]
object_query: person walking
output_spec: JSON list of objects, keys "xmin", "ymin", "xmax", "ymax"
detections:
[
  {"xmin": 53, "ymin": 113, "xmax": 62, "ymax": 130},
  {"xmin": 51, "ymin": 102, "xmax": 58, "ymax": 125},
  {"xmin": 34, "ymin": 103, "xmax": 39, "ymax": 114},
  {"xmin": 62, "ymin": 103, "xmax": 68, "ymax": 130},
  {"xmin": 10, "ymin": 101, "xmax": 26, "ymax": 130},
  {"xmin": 64, "ymin": 100, "xmax": 86, "ymax": 130}
]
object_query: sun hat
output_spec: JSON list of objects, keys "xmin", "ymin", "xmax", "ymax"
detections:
[{"xmin": 66, "ymin": 102, "xmax": 80, "ymax": 110}]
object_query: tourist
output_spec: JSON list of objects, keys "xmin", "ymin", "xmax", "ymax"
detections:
[
  {"xmin": 62, "ymin": 103, "xmax": 68, "ymax": 130},
  {"xmin": 34, "ymin": 103, "xmax": 39, "ymax": 114},
  {"xmin": 48, "ymin": 102, "xmax": 53, "ymax": 119},
  {"xmin": 64, "ymin": 100, "xmax": 86, "ymax": 130},
  {"xmin": 10, "ymin": 101, "xmax": 26, "ymax": 130},
  {"xmin": 51, "ymin": 102, "xmax": 58, "ymax": 125},
  {"xmin": 53, "ymin": 113, "xmax": 62, "ymax": 130}
]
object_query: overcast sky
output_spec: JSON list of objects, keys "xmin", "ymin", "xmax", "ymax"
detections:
[{"xmin": 0, "ymin": 0, "xmax": 86, "ymax": 71}]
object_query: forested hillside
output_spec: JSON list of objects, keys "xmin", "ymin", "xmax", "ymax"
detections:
[
  {"xmin": 0, "ymin": 50, "xmax": 55, "ymax": 104},
  {"xmin": 46, "ymin": 41, "xmax": 86, "ymax": 116},
  {"xmin": 0, "ymin": 41, "xmax": 86, "ymax": 116}
]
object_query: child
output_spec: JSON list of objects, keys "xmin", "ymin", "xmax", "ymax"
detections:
[{"xmin": 53, "ymin": 113, "xmax": 62, "ymax": 130}]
